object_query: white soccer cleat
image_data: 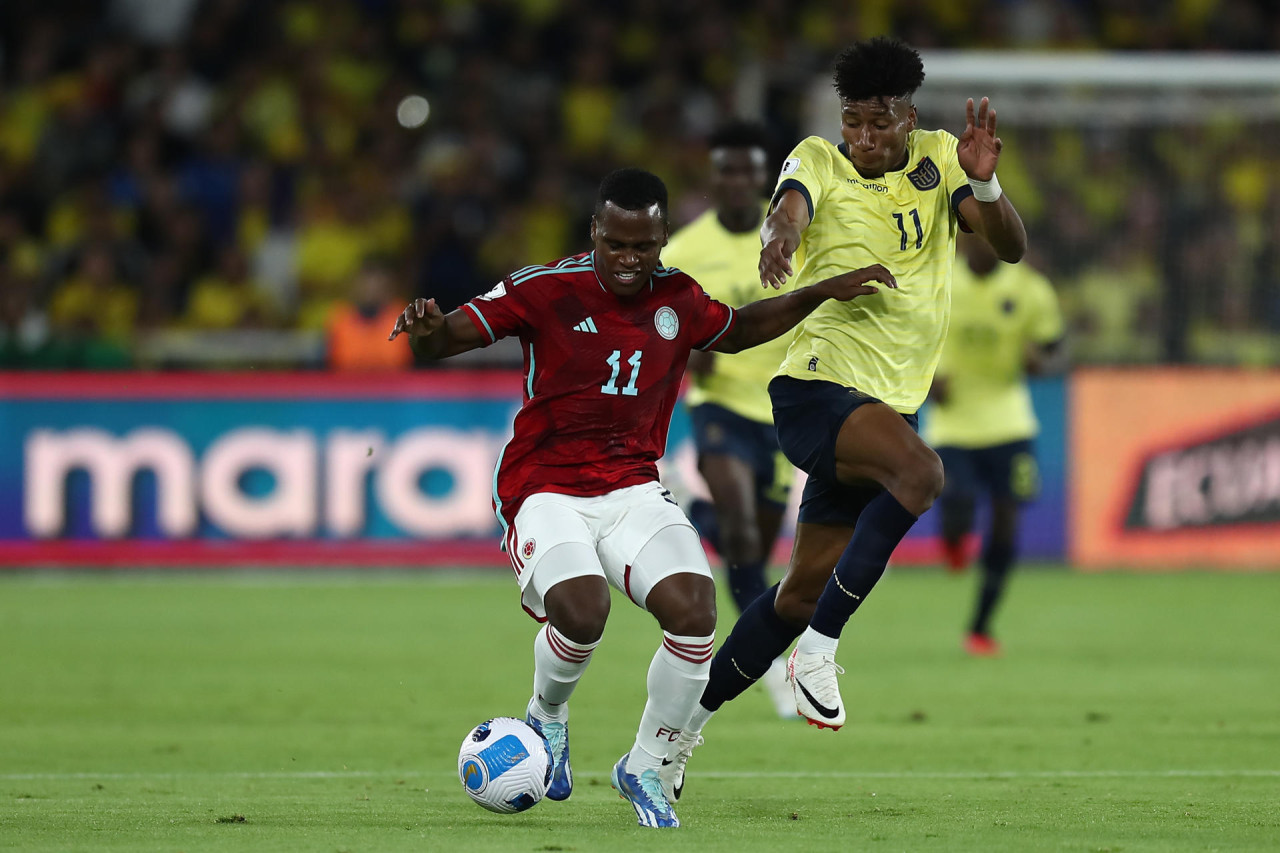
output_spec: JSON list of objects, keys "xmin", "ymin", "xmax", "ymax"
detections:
[
  {"xmin": 787, "ymin": 646, "xmax": 846, "ymax": 730},
  {"xmin": 761, "ymin": 657, "xmax": 798, "ymax": 720},
  {"xmin": 658, "ymin": 730, "xmax": 703, "ymax": 802}
]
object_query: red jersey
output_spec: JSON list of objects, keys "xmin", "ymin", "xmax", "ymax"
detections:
[{"xmin": 460, "ymin": 252, "xmax": 736, "ymax": 528}]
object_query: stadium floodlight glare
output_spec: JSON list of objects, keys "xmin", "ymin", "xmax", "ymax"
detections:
[{"xmin": 396, "ymin": 94, "xmax": 431, "ymax": 128}]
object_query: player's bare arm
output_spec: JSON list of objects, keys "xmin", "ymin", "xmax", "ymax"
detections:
[
  {"xmin": 928, "ymin": 375, "xmax": 951, "ymax": 405},
  {"xmin": 1025, "ymin": 338, "xmax": 1066, "ymax": 376},
  {"xmin": 387, "ymin": 297, "xmax": 486, "ymax": 359},
  {"xmin": 687, "ymin": 348, "xmax": 715, "ymax": 378},
  {"xmin": 956, "ymin": 97, "xmax": 1027, "ymax": 263},
  {"xmin": 716, "ymin": 265, "xmax": 895, "ymax": 354},
  {"xmin": 758, "ymin": 189, "xmax": 811, "ymax": 289}
]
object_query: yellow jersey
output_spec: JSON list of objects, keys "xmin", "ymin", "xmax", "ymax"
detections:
[
  {"xmin": 924, "ymin": 259, "xmax": 1062, "ymax": 448},
  {"xmin": 774, "ymin": 130, "xmax": 972, "ymax": 413},
  {"xmin": 664, "ymin": 205, "xmax": 787, "ymax": 425}
]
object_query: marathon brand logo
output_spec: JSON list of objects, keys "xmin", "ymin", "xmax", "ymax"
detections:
[
  {"xmin": 906, "ymin": 156, "xmax": 940, "ymax": 191},
  {"xmin": 1124, "ymin": 415, "xmax": 1280, "ymax": 531},
  {"xmin": 846, "ymin": 176, "xmax": 888, "ymax": 193}
]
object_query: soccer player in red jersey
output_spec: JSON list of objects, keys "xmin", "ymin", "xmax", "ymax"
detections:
[{"xmin": 389, "ymin": 168, "xmax": 892, "ymax": 828}]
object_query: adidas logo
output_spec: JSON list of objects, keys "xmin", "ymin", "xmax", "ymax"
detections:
[{"xmin": 573, "ymin": 317, "xmax": 598, "ymax": 333}]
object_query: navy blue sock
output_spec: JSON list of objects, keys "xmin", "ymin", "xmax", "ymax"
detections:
[
  {"xmin": 700, "ymin": 583, "xmax": 801, "ymax": 711},
  {"xmin": 726, "ymin": 558, "xmax": 768, "ymax": 615},
  {"xmin": 971, "ymin": 537, "xmax": 1015, "ymax": 636},
  {"xmin": 688, "ymin": 498, "xmax": 721, "ymax": 552},
  {"xmin": 808, "ymin": 492, "xmax": 918, "ymax": 639}
]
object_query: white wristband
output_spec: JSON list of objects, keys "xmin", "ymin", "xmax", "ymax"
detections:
[{"xmin": 968, "ymin": 174, "xmax": 1002, "ymax": 203}]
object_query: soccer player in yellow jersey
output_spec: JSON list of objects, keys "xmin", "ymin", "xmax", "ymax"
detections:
[
  {"xmin": 663, "ymin": 37, "xmax": 1028, "ymax": 787},
  {"xmin": 664, "ymin": 122, "xmax": 796, "ymax": 718},
  {"xmin": 926, "ymin": 234, "xmax": 1064, "ymax": 657}
]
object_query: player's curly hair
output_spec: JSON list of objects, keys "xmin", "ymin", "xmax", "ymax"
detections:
[
  {"xmin": 832, "ymin": 37, "xmax": 925, "ymax": 103},
  {"xmin": 597, "ymin": 168, "xmax": 668, "ymax": 220}
]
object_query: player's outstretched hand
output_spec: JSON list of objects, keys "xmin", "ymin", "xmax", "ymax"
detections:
[
  {"xmin": 759, "ymin": 232, "xmax": 800, "ymax": 289},
  {"xmin": 817, "ymin": 264, "xmax": 897, "ymax": 301},
  {"xmin": 958, "ymin": 96, "xmax": 1002, "ymax": 181},
  {"xmin": 388, "ymin": 298, "xmax": 444, "ymax": 341}
]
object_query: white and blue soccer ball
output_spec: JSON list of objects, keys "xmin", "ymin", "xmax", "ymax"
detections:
[{"xmin": 457, "ymin": 717, "xmax": 552, "ymax": 814}]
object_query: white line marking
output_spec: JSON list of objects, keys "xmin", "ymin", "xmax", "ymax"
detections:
[{"xmin": 3, "ymin": 769, "xmax": 1277, "ymax": 782}]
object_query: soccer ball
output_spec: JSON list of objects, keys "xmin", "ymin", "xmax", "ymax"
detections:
[{"xmin": 457, "ymin": 717, "xmax": 552, "ymax": 814}]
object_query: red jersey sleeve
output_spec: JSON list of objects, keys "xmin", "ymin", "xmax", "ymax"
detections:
[
  {"xmin": 460, "ymin": 278, "xmax": 534, "ymax": 344},
  {"xmin": 684, "ymin": 280, "xmax": 736, "ymax": 351}
]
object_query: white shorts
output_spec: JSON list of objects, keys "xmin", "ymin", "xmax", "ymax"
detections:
[{"xmin": 504, "ymin": 481, "xmax": 712, "ymax": 621}]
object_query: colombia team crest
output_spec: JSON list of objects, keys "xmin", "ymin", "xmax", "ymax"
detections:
[
  {"xmin": 654, "ymin": 306, "xmax": 679, "ymax": 340},
  {"xmin": 907, "ymin": 156, "xmax": 941, "ymax": 190},
  {"xmin": 521, "ymin": 538, "xmax": 536, "ymax": 559}
]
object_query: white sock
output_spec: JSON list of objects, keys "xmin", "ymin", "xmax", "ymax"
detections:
[
  {"xmin": 627, "ymin": 632, "xmax": 713, "ymax": 774},
  {"xmin": 687, "ymin": 703, "xmax": 714, "ymax": 735},
  {"xmin": 529, "ymin": 624, "xmax": 598, "ymax": 722},
  {"xmin": 796, "ymin": 626, "xmax": 839, "ymax": 657}
]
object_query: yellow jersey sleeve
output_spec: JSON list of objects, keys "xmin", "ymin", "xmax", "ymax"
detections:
[
  {"xmin": 1026, "ymin": 271, "xmax": 1065, "ymax": 345},
  {"xmin": 664, "ymin": 206, "xmax": 787, "ymax": 424},
  {"xmin": 773, "ymin": 131, "xmax": 972, "ymax": 414}
]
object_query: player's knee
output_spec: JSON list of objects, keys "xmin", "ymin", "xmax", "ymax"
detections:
[
  {"xmin": 650, "ymin": 575, "xmax": 717, "ymax": 636},
  {"xmin": 553, "ymin": 610, "xmax": 608, "ymax": 645},
  {"xmin": 722, "ymin": 520, "xmax": 763, "ymax": 565},
  {"xmin": 897, "ymin": 447, "xmax": 945, "ymax": 515},
  {"xmin": 773, "ymin": 584, "xmax": 817, "ymax": 627},
  {"xmin": 546, "ymin": 586, "xmax": 610, "ymax": 645},
  {"xmin": 664, "ymin": 606, "xmax": 717, "ymax": 638}
]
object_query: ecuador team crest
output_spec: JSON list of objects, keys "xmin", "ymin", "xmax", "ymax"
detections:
[{"xmin": 907, "ymin": 156, "xmax": 940, "ymax": 190}]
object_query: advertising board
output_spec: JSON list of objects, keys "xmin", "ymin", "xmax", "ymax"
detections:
[
  {"xmin": 1071, "ymin": 369, "xmax": 1280, "ymax": 569},
  {"xmin": 0, "ymin": 372, "xmax": 1067, "ymax": 567}
]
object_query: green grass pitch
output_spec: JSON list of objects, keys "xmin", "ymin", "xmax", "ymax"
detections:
[{"xmin": 2, "ymin": 566, "xmax": 1277, "ymax": 852}]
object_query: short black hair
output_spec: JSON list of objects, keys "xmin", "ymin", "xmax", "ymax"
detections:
[
  {"xmin": 832, "ymin": 37, "xmax": 925, "ymax": 103},
  {"xmin": 708, "ymin": 120, "xmax": 772, "ymax": 154},
  {"xmin": 596, "ymin": 168, "xmax": 668, "ymax": 220}
]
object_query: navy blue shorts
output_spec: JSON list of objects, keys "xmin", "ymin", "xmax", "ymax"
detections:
[
  {"xmin": 937, "ymin": 439, "xmax": 1039, "ymax": 504},
  {"xmin": 769, "ymin": 375, "xmax": 919, "ymax": 526},
  {"xmin": 689, "ymin": 403, "xmax": 792, "ymax": 508}
]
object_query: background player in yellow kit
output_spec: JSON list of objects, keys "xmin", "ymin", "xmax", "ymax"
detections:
[
  {"xmin": 926, "ymin": 233, "xmax": 1064, "ymax": 657},
  {"xmin": 665, "ymin": 37, "xmax": 1029, "ymax": 793},
  {"xmin": 665, "ymin": 122, "xmax": 796, "ymax": 718}
]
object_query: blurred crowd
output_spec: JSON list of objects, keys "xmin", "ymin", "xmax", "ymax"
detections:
[{"xmin": 1, "ymin": 0, "xmax": 1278, "ymax": 370}]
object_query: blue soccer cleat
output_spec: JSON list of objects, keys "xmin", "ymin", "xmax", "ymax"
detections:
[
  {"xmin": 611, "ymin": 753, "xmax": 680, "ymax": 828},
  {"xmin": 524, "ymin": 713, "xmax": 572, "ymax": 801}
]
